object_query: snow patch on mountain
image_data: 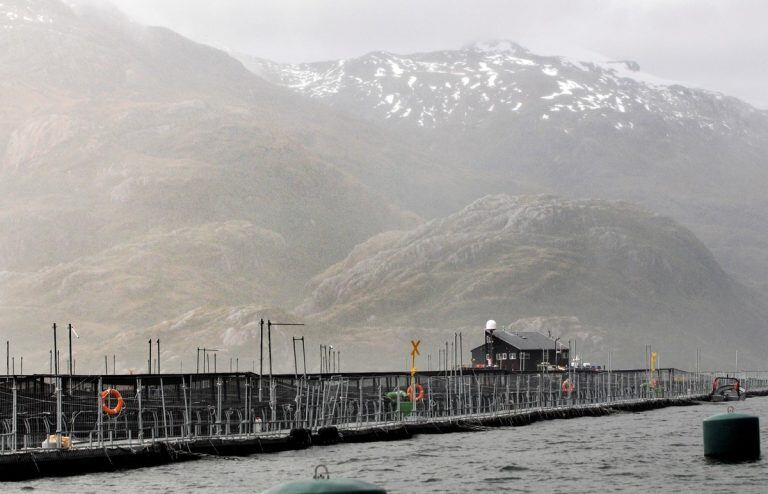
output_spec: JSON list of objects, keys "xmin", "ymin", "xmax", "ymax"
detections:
[{"xmin": 246, "ymin": 40, "xmax": 759, "ymax": 134}]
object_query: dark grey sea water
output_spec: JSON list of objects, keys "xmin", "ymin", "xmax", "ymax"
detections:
[{"xmin": 11, "ymin": 399, "xmax": 768, "ymax": 493}]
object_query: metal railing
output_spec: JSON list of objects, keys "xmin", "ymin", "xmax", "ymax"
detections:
[{"xmin": 0, "ymin": 368, "xmax": 765, "ymax": 453}]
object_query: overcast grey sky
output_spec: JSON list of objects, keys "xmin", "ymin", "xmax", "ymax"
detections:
[{"xmin": 110, "ymin": 0, "xmax": 768, "ymax": 108}]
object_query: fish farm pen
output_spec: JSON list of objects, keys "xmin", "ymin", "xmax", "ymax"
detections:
[{"xmin": 1, "ymin": 368, "xmax": 767, "ymax": 480}]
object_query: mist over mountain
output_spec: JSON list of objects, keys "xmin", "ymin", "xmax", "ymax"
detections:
[
  {"xmin": 245, "ymin": 41, "xmax": 768, "ymax": 293},
  {"xmin": 298, "ymin": 195, "xmax": 768, "ymax": 368},
  {"xmin": 1, "ymin": 1, "xmax": 766, "ymax": 371},
  {"xmin": 0, "ymin": 0, "xmax": 427, "ymax": 368}
]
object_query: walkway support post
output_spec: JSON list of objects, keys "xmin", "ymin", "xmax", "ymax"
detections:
[
  {"xmin": 11, "ymin": 378, "xmax": 17, "ymax": 452},
  {"xmin": 97, "ymin": 376, "xmax": 103, "ymax": 446},
  {"xmin": 137, "ymin": 378, "xmax": 143, "ymax": 444},
  {"xmin": 160, "ymin": 378, "xmax": 168, "ymax": 438}
]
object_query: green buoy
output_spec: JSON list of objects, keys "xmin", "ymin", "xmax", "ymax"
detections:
[
  {"xmin": 703, "ymin": 408, "xmax": 760, "ymax": 461},
  {"xmin": 263, "ymin": 465, "xmax": 387, "ymax": 494}
]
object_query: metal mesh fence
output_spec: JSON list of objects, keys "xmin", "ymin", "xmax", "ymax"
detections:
[{"xmin": 1, "ymin": 368, "xmax": 766, "ymax": 453}]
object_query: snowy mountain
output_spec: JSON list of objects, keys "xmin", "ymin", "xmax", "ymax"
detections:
[
  {"xmin": 246, "ymin": 40, "xmax": 766, "ymax": 135},
  {"xmin": 244, "ymin": 42, "xmax": 768, "ymax": 292}
]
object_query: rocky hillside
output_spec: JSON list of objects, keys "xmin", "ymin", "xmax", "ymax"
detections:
[
  {"xmin": 299, "ymin": 195, "xmax": 768, "ymax": 367},
  {"xmin": 1, "ymin": 2, "xmax": 766, "ymax": 372},
  {"xmin": 246, "ymin": 41, "xmax": 768, "ymax": 292},
  {"xmin": 0, "ymin": 0, "xmax": 438, "ymax": 369}
]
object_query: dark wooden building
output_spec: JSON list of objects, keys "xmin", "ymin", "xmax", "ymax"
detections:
[{"xmin": 470, "ymin": 329, "xmax": 569, "ymax": 371}]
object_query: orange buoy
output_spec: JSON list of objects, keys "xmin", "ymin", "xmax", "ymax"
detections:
[
  {"xmin": 101, "ymin": 388, "xmax": 124, "ymax": 416},
  {"xmin": 406, "ymin": 383, "xmax": 424, "ymax": 401}
]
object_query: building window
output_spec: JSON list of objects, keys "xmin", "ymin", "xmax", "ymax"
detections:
[
  {"xmin": 509, "ymin": 353, "xmax": 516, "ymax": 360},
  {"xmin": 497, "ymin": 353, "xmax": 507, "ymax": 360}
]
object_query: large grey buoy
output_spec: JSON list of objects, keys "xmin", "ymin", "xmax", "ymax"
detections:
[
  {"xmin": 703, "ymin": 408, "xmax": 760, "ymax": 461},
  {"xmin": 262, "ymin": 479, "xmax": 386, "ymax": 494},
  {"xmin": 263, "ymin": 465, "xmax": 387, "ymax": 494}
]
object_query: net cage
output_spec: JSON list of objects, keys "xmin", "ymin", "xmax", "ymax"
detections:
[{"xmin": 0, "ymin": 369, "xmax": 766, "ymax": 453}]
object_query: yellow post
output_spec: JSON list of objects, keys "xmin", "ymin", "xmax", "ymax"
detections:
[
  {"xmin": 410, "ymin": 340, "xmax": 421, "ymax": 401},
  {"xmin": 650, "ymin": 352, "xmax": 657, "ymax": 389}
]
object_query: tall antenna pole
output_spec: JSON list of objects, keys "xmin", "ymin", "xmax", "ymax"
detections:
[
  {"xmin": 5, "ymin": 340, "xmax": 8, "ymax": 375},
  {"xmin": 148, "ymin": 339, "xmax": 152, "ymax": 374},
  {"xmin": 157, "ymin": 339, "xmax": 161, "ymax": 374}
]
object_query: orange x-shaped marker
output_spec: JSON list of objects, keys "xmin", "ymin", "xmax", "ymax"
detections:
[{"xmin": 411, "ymin": 340, "xmax": 421, "ymax": 356}]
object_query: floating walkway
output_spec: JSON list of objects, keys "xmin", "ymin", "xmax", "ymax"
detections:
[{"xmin": 0, "ymin": 369, "xmax": 766, "ymax": 480}]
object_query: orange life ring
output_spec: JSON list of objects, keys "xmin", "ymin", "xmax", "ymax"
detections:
[
  {"xmin": 101, "ymin": 388, "xmax": 124, "ymax": 416},
  {"xmin": 561, "ymin": 379, "xmax": 574, "ymax": 394},
  {"xmin": 406, "ymin": 383, "xmax": 424, "ymax": 401}
]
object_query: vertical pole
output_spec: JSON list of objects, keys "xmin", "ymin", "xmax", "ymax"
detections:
[
  {"xmin": 214, "ymin": 353, "xmax": 217, "ymax": 373},
  {"xmin": 181, "ymin": 376, "xmax": 189, "ymax": 437},
  {"xmin": 53, "ymin": 323, "xmax": 58, "ymax": 375},
  {"xmin": 301, "ymin": 337, "xmax": 307, "ymax": 377},
  {"xmin": 68, "ymin": 324, "xmax": 73, "ymax": 375},
  {"xmin": 259, "ymin": 318, "xmax": 264, "ymax": 379},
  {"xmin": 267, "ymin": 320, "xmax": 273, "ymax": 378},
  {"xmin": 148, "ymin": 339, "xmax": 152, "ymax": 374},
  {"xmin": 137, "ymin": 378, "xmax": 143, "ymax": 444},
  {"xmin": 270, "ymin": 379, "xmax": 276, "ymax": 427},
  {"xmin": 292, "ymin": 337, "xmax": 298, "ymax": 379},
  {"xmin": 49, "ymin": 350, "xmax": 53, "ymax": 374},
  {"xmin": 97, "ymin": 376, "xmax": 103, "ymax": 446},
  {"xmin": 160, "ymin": 378, "xmax": 168, "ymax": 438},
  {"xmin": 216, "ymin": 377, "xmax": 223, "ymax": 435},
  {"xmin": 157, "ymin": 339, "xmax": 161, "ymax": 374},
  {"xmin": 6, "ymin": 340, "xmax": 8, "ymax": 375},
  {"xmin": 11, "ymin": 378, "xmax": 17, "ymax": 451},
  {"xmin": 105, "ymin": 355, "xmax": 108, "ymax": 375}
]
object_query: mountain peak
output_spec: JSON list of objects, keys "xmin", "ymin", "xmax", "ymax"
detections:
[
  {"xmin": 466, "ymin": 39, "xmax": 527, "ymax": 55},
  {"xmin": 244, "ymin": 40, "xmax": 758, "ymax": 132}
]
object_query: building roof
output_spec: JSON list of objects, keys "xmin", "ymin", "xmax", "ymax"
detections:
[{"xmin": 491, "ymin": 331, "xmax": 563, "ymax": 351}]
